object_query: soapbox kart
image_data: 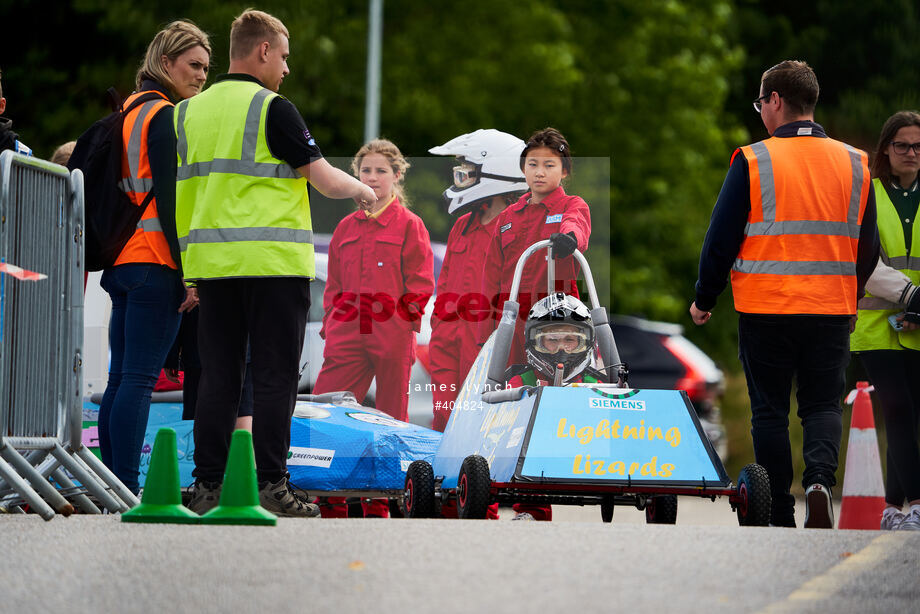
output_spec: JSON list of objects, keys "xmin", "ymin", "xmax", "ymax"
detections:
[
  {"xmin": 288, "ymin": 391, "xmax": 441, "ymax": 516},
  {"xmin": 399, "ymin": 240, "xmax": 771, "ymax": 525},
  {"xmin": 83, "ymin": 390, "xmax": 440, "ymax": 517}
]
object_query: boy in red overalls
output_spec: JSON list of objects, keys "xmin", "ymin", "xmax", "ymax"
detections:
[{"xmin": 428, "ymin": 129, "xmax": 528, "ymax": 432}]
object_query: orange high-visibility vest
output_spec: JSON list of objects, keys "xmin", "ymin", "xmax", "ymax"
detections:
[
  {"xmin": 113, "ymin": 90, "xmax": 176, "ymax": 268},
  {"xmin": 730, "ymin": 135, "xmax": 870, "ymax": 315}
]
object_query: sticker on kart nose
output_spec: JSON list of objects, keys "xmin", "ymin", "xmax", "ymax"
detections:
[
  {"xmin": 346, "ymin": 412, "xmax": 409, "ymax": 428},
  {"xmin": 589, "ymin": 398, "xmax": 646, "ymax": 411},
  {"xmin": 287, "ymin": 447, "xmax": 335, "ymax": 468}
]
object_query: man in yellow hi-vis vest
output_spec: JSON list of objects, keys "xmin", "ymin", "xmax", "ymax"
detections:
[
  {"xmin": 689, "ymin": 60, "xmax": 880, "ymax": 529},
  {"xmin": 175, "ymin": 9, "xmax": 377, "ymax": 518}
]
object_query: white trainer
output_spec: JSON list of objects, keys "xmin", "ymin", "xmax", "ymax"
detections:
[
  {"xmin": 511, "ymin": 512, "xmax": 535, "ymax": 521},
  {"xmin": 880, "ymin": 508, "xmax": 905, "ymax": 531},
  {"xmin": 898, "ymin": 506, "xmax": 920, "ymax": 531}
]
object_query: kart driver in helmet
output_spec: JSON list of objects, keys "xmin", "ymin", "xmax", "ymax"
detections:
[
  {"xmin": 504, "ymin": 292, "xmax": 608, "ymax": 522},
  {"xmin": 506, "ymin": 292, "xmax": 608, "ymax": 388}
]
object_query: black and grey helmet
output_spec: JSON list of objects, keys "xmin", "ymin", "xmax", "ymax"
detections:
[{"xmin": 524, "ymin": 293, "xmax": 594, "ymax": 382}]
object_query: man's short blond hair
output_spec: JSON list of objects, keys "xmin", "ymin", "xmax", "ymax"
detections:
[{"xmin": 230, "ymin": 9, "xmax": 290, "ymax": 60}]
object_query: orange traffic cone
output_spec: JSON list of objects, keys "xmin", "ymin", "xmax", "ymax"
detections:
[{"xmin": 838, "ymin": 381, "xmax": 886, "ymax": 530}]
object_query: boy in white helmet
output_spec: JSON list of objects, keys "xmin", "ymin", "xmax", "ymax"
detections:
[
  {"xmin": 428, "ymin": 129, "xmax": 527, "ymax": 521},
  {"xmin": 428, "ymin": 129, "xmax": 527, "ymax": 431}
]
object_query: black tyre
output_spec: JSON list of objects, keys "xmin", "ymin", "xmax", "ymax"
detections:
[
  {"xmin": 645, "ymin": 495, "xmax": 678, "ymax": 524},
  {"xmin": 601, "ymin": 499, "xmax": 614, "ymax": 523},
  {"xmin": 736, "ymin": 463, "xmax": 771, "ymax": 526},
  {"xmin": 457, "ymin": 455, "xmax": 491, "ymax": 519},
  {"xmin": 401, "ymin": 461, "xmax": 436, "ymax": 518}
]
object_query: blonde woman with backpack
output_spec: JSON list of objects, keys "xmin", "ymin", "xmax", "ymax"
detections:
[{"xmin": 96, "ymin": 20, "xmax": 210, "ymax": 495}]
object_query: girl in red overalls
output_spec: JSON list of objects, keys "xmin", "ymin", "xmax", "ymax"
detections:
[
  {"xmin": 313, "ymin": 139, "xmax": 434, "ymax": 517},
  {"xmin": 479, "ymin": 127, "xmax": 592, "ymax": 521}
]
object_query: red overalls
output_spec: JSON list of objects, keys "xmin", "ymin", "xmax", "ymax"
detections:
[
  {"xmin": 313, "ymin": 199, "xmax": 434, "ymax": 518},
  {"xmin": 429, "ymin": 211, "xmax": 498, "ymax": 432},
  {"xmin": 478, "ymin": 186, "xmax": 591, "ymax": 366},
  {"xmin": 429, "ymin": 210, "xmax": 501, "ymax": 519},
  {"xmin": 314, "ymin": 197, "xmax": 434, "ymax": 420}
]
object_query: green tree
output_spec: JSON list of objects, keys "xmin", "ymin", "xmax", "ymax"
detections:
[{"xmin": 730, "ymin": 0, "xmax": 920, "ymax": 152}]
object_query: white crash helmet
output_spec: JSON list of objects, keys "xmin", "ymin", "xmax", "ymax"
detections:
[{"xmin": 429, "ymin": 129, "xmax": 528, "ymax": 215}]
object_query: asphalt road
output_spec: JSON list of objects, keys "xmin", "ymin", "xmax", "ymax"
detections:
[{"xmin": 2, "ymin": 498, "xmax": 917, "ymax": 614}]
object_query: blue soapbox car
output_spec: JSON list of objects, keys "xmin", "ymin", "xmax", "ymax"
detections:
[{"xmin": 399, "ymin": 241, "xmax": 771, "ymax": 525}]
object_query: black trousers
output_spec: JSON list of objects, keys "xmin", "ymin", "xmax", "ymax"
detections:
[
  {"xmin": 858, "ymin": 349, "xmax": 920, "ymax": 506},
  {"xmin": 738, "ymin": 314, "xmax": 850, "ymax": 527},
  {"xmin": 169, "ymin": 308, "xmax": 254, "ymax": 421},
  {"xmin": 192, "ymin": 277, "xmax": 309, "ymax": 483}
]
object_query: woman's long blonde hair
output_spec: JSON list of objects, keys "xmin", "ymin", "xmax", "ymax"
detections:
[
  {"xmin": 351, "ymin": 139, "xmax": 411, "ymax": 206},
  {"xmin": 136, "ymin": 20, "xmax": 211, "ymax": 98}
]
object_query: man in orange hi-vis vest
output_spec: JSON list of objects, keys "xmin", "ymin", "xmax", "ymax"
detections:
[{"xmin": 689, "ymin": 60, "xmax": 880, "ymax": 529}]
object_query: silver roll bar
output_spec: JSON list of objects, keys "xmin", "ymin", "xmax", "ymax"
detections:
[
  {"xmin": 485, "ymin": 240, "xmax": 626, "ymax": 390},
  {"xmin": 507, "ymin": 240, "xmax": 601, "ymax": 309}
]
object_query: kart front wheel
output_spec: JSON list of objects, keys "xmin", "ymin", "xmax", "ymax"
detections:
[
  {"xmin": 402, "ymin": 461, "xmax": 436, "ymax": 518},
  {"xmin": 645, "ymin": 495, "xmax": 678, "ymax": 524},
  {"xmin": 457, "ymin": 455, "xmax": 491, "ymax": 519},
  {"xmin": 736, "ymin": 463, "xmax": 771, "ymax": 526}
]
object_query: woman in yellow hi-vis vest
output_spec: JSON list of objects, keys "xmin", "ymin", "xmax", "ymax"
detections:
[
  {"xmin": 97, "ymin": 21, "xmax": 210, "ymax": 495},
  {"xmin": 853, "ymin": 111, "xmax": 920, "ymax": 531}
]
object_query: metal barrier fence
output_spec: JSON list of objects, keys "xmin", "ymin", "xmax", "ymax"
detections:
[{"xmin": 0, "ymin": 150, "xmax": 138, "ymax": 519}]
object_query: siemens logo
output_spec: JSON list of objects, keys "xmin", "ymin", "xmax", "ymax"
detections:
[{"xmin": 589, "ymin": 398, "xmax": 646, "ymax": 411}]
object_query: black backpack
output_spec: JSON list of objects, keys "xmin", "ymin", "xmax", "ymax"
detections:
[{"xmin": 68, "ymin": 89, "xmax": 165, "ymax": 271}]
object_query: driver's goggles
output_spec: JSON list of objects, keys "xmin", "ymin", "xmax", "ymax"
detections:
[
  {"xmin": 453, "ymin": 163, "xmax": 479, "ymax": 189},
  {"xmin": 452, "ymin": 161, "xmax": 525, "ymax": 190},
  {"xmin": 533, "ymin": 330, "xmax": 589, "ymax": 354}
]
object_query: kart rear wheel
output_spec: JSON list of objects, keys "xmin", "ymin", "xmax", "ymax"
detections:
[
  {"xmin": 388, "ymin": 498, "xmax": 404, "ymax": 519},
  {"xmin": 457, "ymin": 455, "xmax": 491, "ymax": 519},
  {"xmin": 736, "ymin": 463, "xmax": 771, "ymax": 526},
  {"xmin": 402, "ymin": 461, "xmax": 436, "ymax": 518},
  {"xmin": 601, "ymin": 498, "xmax": 614, "ymax": 523},
  {"xmin": 645, "ymin": 495, "xmax": 678, "ymax": 524}
]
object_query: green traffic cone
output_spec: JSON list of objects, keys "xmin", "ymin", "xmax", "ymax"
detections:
[
  {"xmin": 122, "ymin": 428, "xmax": 199, "ymax": 524},
  {"xmin": 199, "ymin": 429, "xmax": 276, "ymax": 526}
]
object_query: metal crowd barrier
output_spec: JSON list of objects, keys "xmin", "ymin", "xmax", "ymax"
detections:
[{"xmin": 0, "ymin": 150, "xmax": 139, "ymax": 519}]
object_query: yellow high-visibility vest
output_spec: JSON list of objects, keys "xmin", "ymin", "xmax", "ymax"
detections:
[{"xmin": 174, "ymin": 79, "xmax": 314, "ymax": 280}]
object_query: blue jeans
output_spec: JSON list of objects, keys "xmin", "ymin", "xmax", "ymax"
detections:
[
  {"xmin": 98, "ymin": 264, "xmax": 183, "ymax": 494},
  {"xmin": 738, "ymin": 314, "xmax": 850, "ymax": 527}
]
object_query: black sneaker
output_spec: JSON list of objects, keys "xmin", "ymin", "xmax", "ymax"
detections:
[
  {"xmin": 804, "ymin": 484, "xmax": 834, "ymax": 529},
  {"xmin": 188, "ymin": 480, "xmax": 222, "ymax": 515},
  {"xmin": 258, "ymin": 476, "xmax": 321, "ymax": 518}
]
